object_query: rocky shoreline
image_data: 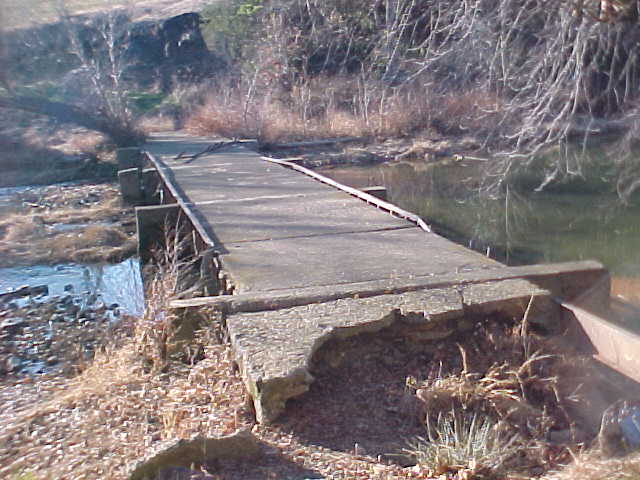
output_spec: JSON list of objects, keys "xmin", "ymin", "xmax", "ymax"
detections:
[
  {"xmin": 0, "ymin": 284, "xmax": 131, "ymax": 378},
  {"xmin": 0, "ymin": 181, "xmax": 139, "ymax": 380}
]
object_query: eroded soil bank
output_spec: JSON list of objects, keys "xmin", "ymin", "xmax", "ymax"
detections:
[{"xmin": 3, "ymin": 308, "xmax": 635, "ymax": 479}]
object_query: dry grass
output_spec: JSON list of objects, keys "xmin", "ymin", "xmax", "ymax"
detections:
[
  {"xmin": 0, "ymin": 253, "xmax": 248, "ymax": 479},
  {"xmin": 406, "ymin": 410, "xmax": 520, "ymax": 478},
  {"xmin": 544, "ymin": 450, "xmax": 640, "ymax": 480},
  {"xmin": 0, "ymin": 340, "xmax": 248, "ymax": 480},
  {"xmin": 0, "ymin": 184, "xmax": 136, "ymax": 267},
  {"xmin": 400, "ymin": 316, "xmax": 637, "ymax": 479},
  {"xmin": 138, "ymin": 115, "xmax": 177, "ymax": 134},
  {"xmin": 3, "ymin": 306, "xmax": 640, "ymax": 479},
  {"xmin": 184, "ymin": 75, "xmax": 447, "ymax": 143}
]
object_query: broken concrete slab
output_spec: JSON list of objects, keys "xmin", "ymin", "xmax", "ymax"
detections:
[
  {"xmin": 227, "ymin": 279, "xmax": 558, "ymax": 424},
  {"xmin": 128, "ymin": 429, "xmax": 261, "ymax": 480},
  {"xmin": 461, "ymin": 278, "xmax": 561, "ymax": 327},
  {"xmin": 170, "ymin": 260, "xmax": 607, "ymax": 313},
  {"xmin": 229, "ymin": 288, "xmax": 464, "ymax": 424}
]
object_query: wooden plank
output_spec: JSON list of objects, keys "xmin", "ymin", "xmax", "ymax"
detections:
[{"xmin": 263, "ymin": 157, "xmax": 432, "ymax": 233}]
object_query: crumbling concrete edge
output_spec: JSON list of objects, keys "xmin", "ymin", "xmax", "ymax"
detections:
[
  {"xmin": 229, "ymin": 279, "xmax": 557, "ymax": 424},
  {"xmin": 235, "ymin": 310, "xmax": 399, "ymax": 424},
  {"xmin": 170, "ymin": 260, "xmax": 609, "ymax": 313}
]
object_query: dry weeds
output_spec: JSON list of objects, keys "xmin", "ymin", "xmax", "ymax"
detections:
[
  {"xmin": 184, "ymin": 75, "xmax": 444, "ymax": 144},
  {"xmin": 0, "ymin": 339, "xmax": 249, "ymax": 480},
  {"xmin": 544, "ymin": 449, "xmax": 640, "ymax": 480},
  {"xmin": 0, "ymin": 183, "xmax": 136, "ymax": 267},
  {"xmin": 3, "ymin": 309, "xmax": 640, "ymax": 479}
]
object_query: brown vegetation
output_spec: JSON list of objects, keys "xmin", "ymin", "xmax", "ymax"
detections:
[
  {"xmin": 0, "ymin": 183, "xmax": 136, "ymax": 266},
  {"xmin": 3, "ymin": 298, "xmax": 635, "ymax": 480},
  {"xmin": 184, "ymin": 75, "xmax": 474, "ymax": 144}
]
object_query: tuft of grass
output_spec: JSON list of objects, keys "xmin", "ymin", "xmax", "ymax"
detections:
[
  {"xmin": 0, "ymin": 185, "xmax": 136, "ymax": 267},
  {"xmin": 406, "ymin": 409, "xmax": 520, "ymax": 477}
]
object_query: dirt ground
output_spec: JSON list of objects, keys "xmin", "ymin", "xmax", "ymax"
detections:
[
  {"xmin": 2, "ymin": 308, "xmax": 633, "ymax": 480},
  {"xmin": 3, "ymin": 0, "xmax": 214, "ymax": 29}
]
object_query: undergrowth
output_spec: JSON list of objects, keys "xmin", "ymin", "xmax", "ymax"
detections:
[
  {"xmin": 183, "ymin": 75, "xmax": 475, "ymax": 143},
  {"xmin": 402, "ymin": 314, "xmax": 623, "ymax": 479}
]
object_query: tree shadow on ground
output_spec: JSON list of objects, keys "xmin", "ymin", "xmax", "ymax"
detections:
[{"xmin": 0, "ymin": 130, "xmax": 115, "ymax": 187}]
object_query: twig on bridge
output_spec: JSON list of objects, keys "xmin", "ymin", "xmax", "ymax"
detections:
[{"xmin": 173, "ymin": 140, "xmax": 239, "ymax": 164}]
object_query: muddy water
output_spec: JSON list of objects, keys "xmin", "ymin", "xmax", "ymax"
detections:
[{"xmin": 318, "ymin": 161, "xmax": 640, "ymax": 307}]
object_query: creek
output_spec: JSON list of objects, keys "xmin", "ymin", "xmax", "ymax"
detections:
[
  {"xmin": 0, "ymin": 182, "xmax": 143, "ymax": 316},
  {"xmin": 0, "ymin": 259, "xmax": 144, "ymax": 317}
]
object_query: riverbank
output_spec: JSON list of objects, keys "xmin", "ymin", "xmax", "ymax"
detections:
[
  {"xmin": 2, "ymin": 136, "xmax": 638, "ymax": 480},
  {"xmin": 0, "ymin": 181, "xmax": 139, "ymax": 378},
  {"xmin": 0, "ymin": 182, "xmax": 136, "ymax": 267}
]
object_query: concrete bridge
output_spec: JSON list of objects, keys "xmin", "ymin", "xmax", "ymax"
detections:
[{"xmin": 118, "ymin": 132, "xmax": 624, "ymax": 424}]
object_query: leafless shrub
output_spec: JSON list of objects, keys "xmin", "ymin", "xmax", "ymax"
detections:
[
  {"xmin": 205, "ymin": 0, "xmax": 640, "ymax": 197},
  {"xmin": 135, "ymin": 227, "xmax": 201, "ymax": 372}
]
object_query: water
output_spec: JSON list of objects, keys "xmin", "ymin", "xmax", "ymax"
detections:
[{"xmin": 0, "ymin": 258, "xmax": 144, "ymax": 316}]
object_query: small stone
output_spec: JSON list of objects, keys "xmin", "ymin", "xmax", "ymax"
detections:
[
  {"xmin": 1, "ymin": 317, "xmax": 27, "ymax": 334},
  {"xmin": 64, "ymin": 284, "xmax": 74, "ymax": 292},
  {"xmin": 93, "ymin": 302, "xmax": 107, "ymax": 315},
  {"xmin": 6, "ymin": 355, "xmax": 22, "ymax": 372},
  {"xmin": 46, "ymin": 355, "xmax": 59, "ymax": 366},
  {"xmin": 128, "ymin": 430, "xmax": 262, "ymax": 480},
  {"xmin": 108, "ymin": 303, "xmax": 119, "ymax": 310},
  {"xmin": 30, "ymin": 285, "xmax": 48, "ymax": 297},
  {"xmin": 60, "ymin": 295, "xmax": 73, "ymax": 306}
]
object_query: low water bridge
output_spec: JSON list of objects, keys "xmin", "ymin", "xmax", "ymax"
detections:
[{"xmin": 118, "ymin": 132, "xmax": 616, "ymax": 423}]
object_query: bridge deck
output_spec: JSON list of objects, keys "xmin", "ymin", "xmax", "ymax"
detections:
[{"xmin": 145, "ymin": 133, "xmax": 500, "ymax": 293}]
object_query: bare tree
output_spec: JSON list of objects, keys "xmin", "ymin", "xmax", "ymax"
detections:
[{"xmin": 0, "ymin": 3, "xmax": 143, "ymax": 146}]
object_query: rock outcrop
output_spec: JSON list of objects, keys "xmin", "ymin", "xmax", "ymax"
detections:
[{"xmin": 6, "ymin": 11, "xmax": 224, "ymax": 91}]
